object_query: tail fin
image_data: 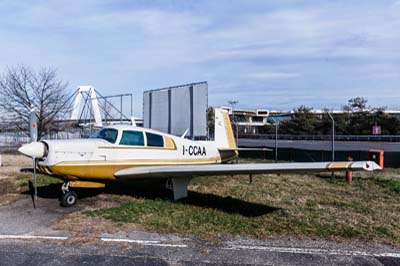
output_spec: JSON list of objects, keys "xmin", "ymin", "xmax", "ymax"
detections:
[{"xmin": 214, "ymin": 108, "xmax": 237, "ymax": 149}]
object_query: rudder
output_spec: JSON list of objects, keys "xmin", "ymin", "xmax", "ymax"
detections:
[{"xmin": 214, "ymin": 108, "xmax": 237, "ymax": 149}]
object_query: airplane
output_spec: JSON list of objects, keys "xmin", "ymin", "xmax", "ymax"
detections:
[{"xmin": 18, "ymin": 108, "xmax": 382, "ymax": 207}]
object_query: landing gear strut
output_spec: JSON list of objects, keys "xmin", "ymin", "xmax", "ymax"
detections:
[
  {"xmin": 60, "ymin": 182, "xmax": 78, "ymax": 207},
  {"xmin": 165, "ymin": 178, "xmax": 189, "ymax": 201}
]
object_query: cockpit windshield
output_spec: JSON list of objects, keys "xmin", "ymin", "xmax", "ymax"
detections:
[{"xmin": 90, "ymin": 128, "xmax": 118, "ymax": 143}]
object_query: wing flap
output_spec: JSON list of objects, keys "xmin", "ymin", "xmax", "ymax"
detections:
[{"xmin": 114, "ymin": 161, "xmax": 381, "ymax": 180}]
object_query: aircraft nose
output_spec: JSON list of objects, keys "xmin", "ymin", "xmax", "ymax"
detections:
[{"xmin": 18, "ymin": 142, "xmax": 46, "ymax": 158}]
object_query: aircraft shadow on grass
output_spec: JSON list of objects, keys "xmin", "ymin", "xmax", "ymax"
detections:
[{"xmin": 24, "ymin": 179, "xmax": 280, "ymax": 217}]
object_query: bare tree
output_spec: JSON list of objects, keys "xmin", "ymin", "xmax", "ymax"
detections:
[
  {"xmin": 0, "ymin": 65, "xmax": 72, "ymax": 138},
  {"xmin": 346, "ymin": 97, "xmax": 369, "ymax": 112}
]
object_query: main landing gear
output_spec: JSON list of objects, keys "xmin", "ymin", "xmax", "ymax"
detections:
[{"xmin": 165, "ymin": 177, "xmax": 190, "ymax": 201}]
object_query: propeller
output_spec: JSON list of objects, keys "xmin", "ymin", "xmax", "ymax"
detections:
[
  {"xmin": 29, "ymin": 107, "xmax": 38, "ymax": 208},
  {"xmin": 19, "ymin": 107, "xmax": 47, "ymax": 208}
]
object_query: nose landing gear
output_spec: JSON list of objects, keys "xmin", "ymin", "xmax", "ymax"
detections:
[
  {"xmin": 59, "ymin": 180, "xmax": 106, "ymax": 207},
  {"xmin": 61, "ymin": 190, "xmax": 78, "ymax": 207},
  {"xmin": 60, "ymin": 181, "xmax": 78, "ymax": 207}
]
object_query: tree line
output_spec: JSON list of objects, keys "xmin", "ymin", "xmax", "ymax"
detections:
[{"xmin": 261, "ymin": 97, "xmax": 400, "ymax": 135}]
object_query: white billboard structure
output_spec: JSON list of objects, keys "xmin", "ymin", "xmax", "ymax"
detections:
[
  {"xmin": 70, "ymin": 86, "xmax": 135, "ymax": 128},
  {"xmin": 71, "ymin": 86, "xmax": 103, "ymax": 127},
  {"xmin": 143, "ymin": 82, "xmax": 208, "ymax": 138}
]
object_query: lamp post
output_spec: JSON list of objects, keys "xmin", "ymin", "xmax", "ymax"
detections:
[
  {"xmin": 327, "ymin": 112, "xmax": 335, "ymax": 161},
  {"xmin": 270, "ymin": 117, "xmax": 279, "ymax": 162}
]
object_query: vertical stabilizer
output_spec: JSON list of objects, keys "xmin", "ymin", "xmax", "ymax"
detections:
[{"xmin": 214, "ymin": 108, "xmax": 236, "ymax": 149}]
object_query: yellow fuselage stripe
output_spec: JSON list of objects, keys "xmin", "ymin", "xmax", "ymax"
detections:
[{"xmin": 45, "ymin": 157, "xmax": 222, "ymax": 180}]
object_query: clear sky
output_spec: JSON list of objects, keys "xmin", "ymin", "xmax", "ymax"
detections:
[{"xmin": 0, "ymin": 0, "xmax": 399, "ymax": 116}]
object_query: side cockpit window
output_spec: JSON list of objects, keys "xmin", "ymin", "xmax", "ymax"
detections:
[
  {"xmin": 146, "ymin": 132, "xmax": 164, "ymax": 147},
  {"xmin": 91, "ymin": 128, "xmax": 118, "ymax": 144},
  {"xmin": 120, "ymin": 130, "xmax": 144, "ymax": 146}
]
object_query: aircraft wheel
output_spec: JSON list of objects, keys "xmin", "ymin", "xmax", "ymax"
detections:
[{"xmin": 60, "ymin": 191, "xmax": 78, "ymax": 207}]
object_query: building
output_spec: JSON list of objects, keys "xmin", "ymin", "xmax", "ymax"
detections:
[
  {"xmin": 221, "ymin": 107, "xmax": 270, "ymax": 134},
  {"xmin": 219, "ymin": 107, "xmax": 400, "ymax": 136}
]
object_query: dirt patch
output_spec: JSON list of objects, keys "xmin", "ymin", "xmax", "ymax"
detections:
[
  {"xmin": 53, "ymin": 193, "xmax": 144, "ymax": 243},
  {"xmin": 0, "ymin": 154, "xmax": 31, "ymax": 167},
  {"xmin": 0, "ymin": 193, "xmax": 25, "ymax": 207},
  {"xmin": 56, "ymin": 213, "xmax": 142, "ymax": 235}
]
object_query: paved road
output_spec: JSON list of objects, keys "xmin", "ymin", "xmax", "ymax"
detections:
[
  {"xmin": 0, "ymin": 197, "xmax": 74, "ymax": 237},
  {"xmin": 0, "ymin": 239, "xmax": 399, "ymax": 266},
  {"xmin": 1, "ymin": 197, "xmax": 400, "ymax": 265},
  {"xmin": 239, "ymin": 139, "xmax": 400, "ymax": 152}
]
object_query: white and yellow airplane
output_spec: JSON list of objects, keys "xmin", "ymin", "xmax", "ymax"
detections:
[{"xmin": 19, "ymin": 108, "xmax": 381, "ymax": 207}]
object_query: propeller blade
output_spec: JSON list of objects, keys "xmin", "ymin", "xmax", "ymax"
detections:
[
  {"xmin": 29, "ymin": 107, "xmax": 38, "ymax": 142},
  {"xmin": 28, "ymin": 180, "xmax": 36, "ymax": 209},
  {"xmin": 28, "ymin": 157, "xmax": 38, "ymax": 209},
  {"xmin": 26, "ymin": 106, "xmax": 39, "ymax": 209},
  {"xmin": 33, "ymin": 157, "xmax": 38, "ymax": 202}
]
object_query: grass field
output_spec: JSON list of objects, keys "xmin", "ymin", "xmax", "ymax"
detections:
[
  {"xmin": 1, "ymin": 154, "xmax": 400, "ymax": 245},
  {"xmin": 85, "ymin": 160, "xmax": 400, "ymax": 245}
]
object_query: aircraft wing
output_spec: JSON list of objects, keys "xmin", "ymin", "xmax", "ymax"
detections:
[
  {"xmin": 218, "ymin": 147, "xmax": 272, "ymax": 151},
  {"xmin": 114, "ymin": 161, "xmax": 381, "ymax": 180}
]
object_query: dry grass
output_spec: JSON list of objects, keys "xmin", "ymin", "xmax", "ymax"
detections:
[
  {"xmin": 0, "ymin": 154, "xmax": 31, "ymax": 179},
  {"xmin": 0, "ymin": 154, "xmax": 59, "ymax": 205},
  {"xmin": 0, "ymin": 155, "xmax": 31, "ymax": 205}
]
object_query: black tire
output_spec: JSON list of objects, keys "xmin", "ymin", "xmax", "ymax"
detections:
[{"xmin": 60, "ymin": 191, "xmax": 78, "ymax": 207}]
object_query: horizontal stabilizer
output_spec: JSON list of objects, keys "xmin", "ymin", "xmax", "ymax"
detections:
[{"xmin": 114, "ymin": 161, "xmax": 381, "ymax": 180}]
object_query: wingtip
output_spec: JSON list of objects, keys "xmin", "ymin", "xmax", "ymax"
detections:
[{"xmin": 364, "ymin": 161, "xmax": 383, "ymax": 171}]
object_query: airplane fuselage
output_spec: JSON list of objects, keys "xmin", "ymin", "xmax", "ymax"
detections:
[{"xmin": 34, "ymin": 125, "xmax": 236, "ymax": 182}]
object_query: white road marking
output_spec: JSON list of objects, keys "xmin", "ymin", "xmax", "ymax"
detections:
[
  {"xmin": 0, "ymin": 234, "xmax": 398, "ymax": 258},
  {"xmin": 0, "ymin": 235, "xmax": 68, "ymax": 240},
  {"xmin": 224, "ymin": 245, "xmax": 400, "ymax": 258},
  {"xmin": 100, "ymin": 238, "xmax": 188, "ymax": 248}
]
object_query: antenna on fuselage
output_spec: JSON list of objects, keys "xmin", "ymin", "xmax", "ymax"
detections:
[
  {"xmin": 131, "ymin": 117, "xmax": 136, "ymax": 126},
  {"xmin": 181, "ymin": 128, "xmax": 189, "ymax": 138}
]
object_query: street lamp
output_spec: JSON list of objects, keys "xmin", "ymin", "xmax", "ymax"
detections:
[
  {"xmin": 270, "ymin": 117, "xmax": 279, "ymax": 162},
  {"xmin": 327, "ymin": 112, "xmax": 335, "ymax": 161}
]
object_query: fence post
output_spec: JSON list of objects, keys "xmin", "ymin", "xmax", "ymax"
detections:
[{"xmin": 346, "ymin": 156, "xmax": 353, "ymax": 183}]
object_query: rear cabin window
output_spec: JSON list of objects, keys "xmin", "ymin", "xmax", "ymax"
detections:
[
  {"xmin": 120, "ymin": 131, "xmax": 144, "ymax": 146},
  {"xmin": 146, "ymin": 132, "xmax": 164, "ymax": 147}
]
